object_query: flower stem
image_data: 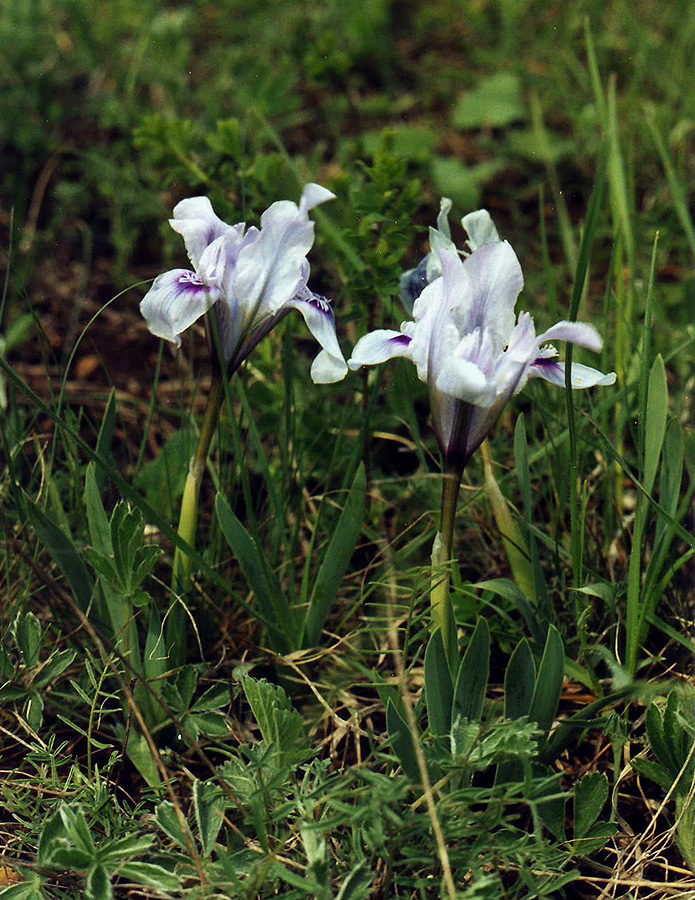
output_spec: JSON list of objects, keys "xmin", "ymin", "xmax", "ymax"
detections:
[
  {"xmin": 431, "ymin": 462, "xmax": 463, "ymax": 667},
  {"xmin": 172, "ymin": 372, "xmax": 224, "ymax": 591}
]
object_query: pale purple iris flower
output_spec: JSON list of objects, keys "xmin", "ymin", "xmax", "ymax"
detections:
[
  {"xmin": 350, "ymin": 207, "xmax": 616, "ymax": 468},
  {"xmin": 140, "ymin": 184, "xmax": 347, "ymax": 383}
]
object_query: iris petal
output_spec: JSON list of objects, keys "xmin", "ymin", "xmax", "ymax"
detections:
[
  {"xmin": 286, "ymin": 290, "xmax": 347, "ymax": 384},
  {"xmin": 169, "ymin": 197, "xmax": 241, "ymax": 270},
  {"xmin": 530, "ymin": 359, "xmax": 617, "ymax": 388},
  {"xmin": 349, "ymin": 330, "xmax": 414, "ymax": 370},
  {"xmin": 140, "ymin": 269, "xmax": 221, "ymax": 346}
]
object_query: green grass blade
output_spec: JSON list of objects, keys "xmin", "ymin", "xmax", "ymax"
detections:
[
  {"xmin": 626, "ymin": 354, "xmax": 668, "ymax": 677},
  {"xmin": 23, "ymin": 490, "xmax": 95, "ymax": 615},
  {"xmin": 565, "ymin": 148, "xmax": 607, "ymax": 590},
  {"xmin": 302, "ymin": 463, "xmax": 366, "ymax": 647},
  {"xmin": 215, "ymin": 492, "xmax": 294, "ymax": 653},
  {"xmin": 645, "ymin": 107, "xmax": 695, "ymax": 256},
  {"xmin": 0, "ymin": 356, "xmax": 268, "ymax": 627}
]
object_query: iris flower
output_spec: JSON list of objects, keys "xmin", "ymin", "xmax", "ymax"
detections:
[
  {"xmin": 350, "ymin": 204, "xmax": 615, "ymax": 469},
  {"xmin": 140, "ymin": 183, "xmax": 347, "ymax": 383},
  {"xmin": 139, "ymin": 185, "xmax": 346, "ymax": 613},
  {"xmin": 349, "ymin": 202, "xmax": 615, "ymax": 649}
]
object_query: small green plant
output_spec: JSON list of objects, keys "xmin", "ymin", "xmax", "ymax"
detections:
[
  {"xmin": 36, "ymin": 803, "xmax": 179, "ymax": 899},
  {"xmin": 0, "ymin": 611, "xmax": 76, "ymax": 732},
  {"xmin": 632, "ymin": 688, "xmax": 695, "ymax": 872}
]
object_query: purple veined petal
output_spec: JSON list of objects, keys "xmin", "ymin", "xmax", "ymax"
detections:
[
  {"xmin": 233, "ymin": 201, "xmax": 316, "ymax": 322},
  {"xmin": 285, "ymin": 290, "xmax": 347, "ymax": 384},
  {"xmin": 299, "ymin": 183, "xmax": 336, "ymax": 217},
  {"xmin": 140, "ymin": 269, "xmax": 222, "ymax": 346},
  {"xmin": 529, "ymin": 357, "xmax": 617, "ymax": 389},
  {"xmin": 169, "ymin": 197, "xmax": 241, "ymax": 270},
  {"xmin": 458, "ymin": 241, "xmax": 523, "ymax": 353},
  {"xmin": 348, "ymin": 329, "xmax": 414, "ymax": 370},
  {"xmin": 536, "ymin": 320, "xmax": 604, "ymax": 353}
]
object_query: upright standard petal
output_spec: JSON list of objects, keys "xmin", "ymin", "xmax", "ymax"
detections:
[
  {"xmin": 458, "ymin": 242, "xmax": 523, "ymax": 353},
  {"xmin": 140, "ymin": 269, "xmax": 222, "ymax": 346},
  {"xmin": 169, "ymin": 197, "xmax": 242, "ymax": 270},
  {"xmin": 286, "ymin": 289, "xmax": 347, "ymax": 384},
  {"xmin": 299, "ymin": 183, "xmax": 336, "ymax": 216},
  {"xmin": 233, "ymin": 188, "xmax": 334, "ymax": 323},
  {"xmin": 462, "ymin": 209, "xmax": 500, "ymax": 251}
]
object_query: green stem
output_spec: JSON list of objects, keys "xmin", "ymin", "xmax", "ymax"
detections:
[
  {"xmin": 431, "ymin": 462, "xmax": 463, "ymax": 664},
  {"xmin": 172, "ymin": 372, "xmax": 224, "ymax": 591}
]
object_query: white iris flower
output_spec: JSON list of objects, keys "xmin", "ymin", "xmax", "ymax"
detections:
[
  {"xmin": 350, "ymin": 206, "xmax": 616, "ymax": 467},
  {"xmin": 140, "ymin": 184, "xmax": 347, "ymax": 383}
]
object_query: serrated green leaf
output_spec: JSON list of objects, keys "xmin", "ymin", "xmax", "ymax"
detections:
[
  {"xmin": 124, "ymin": 728, "xmax": 160, "ymax": 788},
  {"xmin": 241, "ymin": 676, "xmax": 308, "ymax": 768},
  {"xmin": 59, "ymin": 806, "xmax": 94, "ymax": 856},
  {"xmin": 645, "ymin": 702, "xmax": 677, "ymax": 777},
  {"xmin": 0, "ymin": 879, "xmax": 44, "ymax": 900},
  {"xmin": 190, "ymin": 711, "xmax": 229, "ymax": 737},
  {"xmin": 48, "ymin": 847, "xmax": 94, "ymax": 870},
  {"xmin": 134, "ymin": 426, "xmax": 192, "ymax": 520},
  {"xmin": 453, "ymin": 618, "xmax": 490, "ymax": 723},
  {"xmin": 193, "ymin": 779, "xmax": 225, "ymax": 858},
  {"xmin": 573, "ymin": 820, "xmax": 618, "ymax": 856},
  {"xmin": 23, "ymin": 691, "xmax": 44, "ymax": 731},
  {"xmin": 663, "ymin": 691, "xmax": 688, "ymax": 773},
  {"xmin": 85, "ymin": 864, "xmax": 111, "ymax": 900},
  {"xmin": 452, "ymin": 73, "xmax": 526, "ymax": 129},
  {"xmin": 573, "ymin": 772, "xmax": 608, "ymax": 840},
  {"xmin": 84, "ymin": 464, "xmax": 111, "ymax": 556},
  {"xmin": 35, "ymin": 649, "xmax": 76, "ymax": 690},
  {"xmin": 116, "ymin": 862, "xmax": 180, "ymax": 891},
  {"xmin": 303, "ymin": 463, "xmax": 366, "ymax": 647},
  {"xmin": 631, "ymin": 757, "xmax": 674, "ymax": 792},
  {"xmin": 334, "ymin": 861, "xmax": 372, "ymax": 900},
  {"xmin": 37, "ymin": 809, "xmax": 66, "ymax": 867},
  {"xmin": 424, "ymin": 629, "xmax": 453, "ymax": 737},
  {"xmin": 191, "ymin": 683, "xmax": 229, "ymax": 712},
  {"xmin": 154, "ymin": 802, "xmax": 189, "ymax": 852},
  {"xmin": 97, "ymin": 834, "xmax": 153, "ymax": 865},
  {"xmin": 15, "ymin": 612, "xmax": 41, "ymax": 669}
]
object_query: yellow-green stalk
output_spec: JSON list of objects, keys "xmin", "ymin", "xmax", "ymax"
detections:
[{"xmin": 172, "ymin": 372, "xmax": 224, "ymax": 591}]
